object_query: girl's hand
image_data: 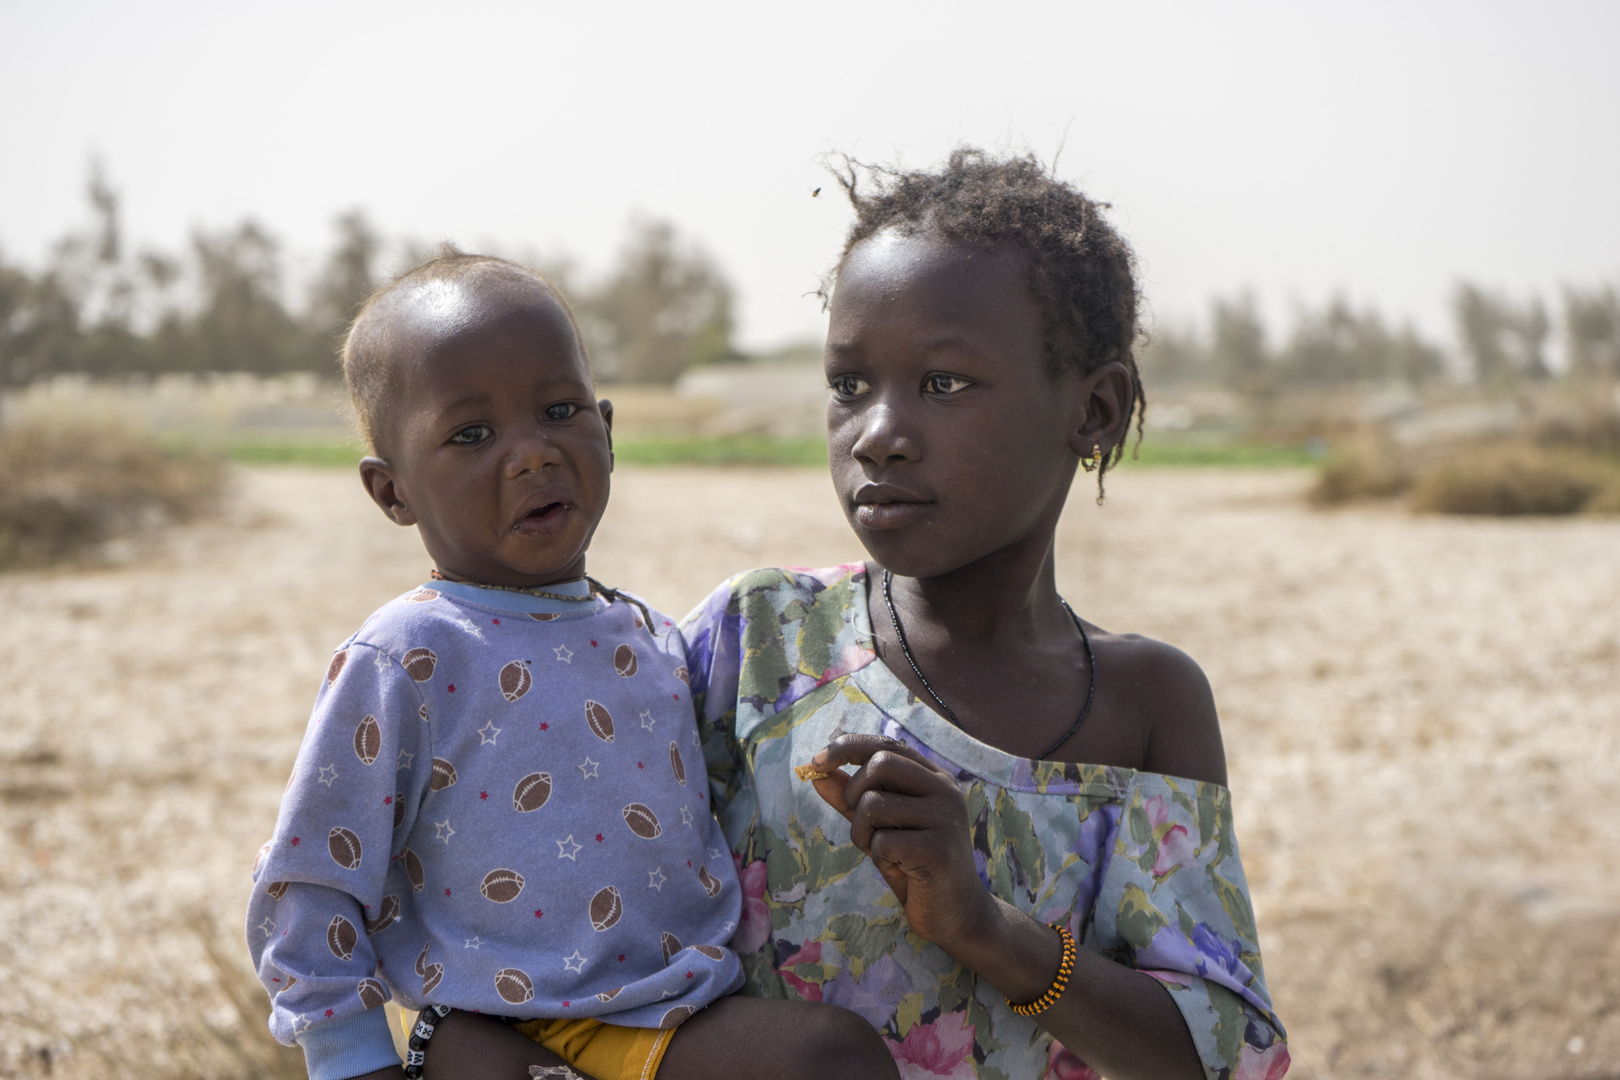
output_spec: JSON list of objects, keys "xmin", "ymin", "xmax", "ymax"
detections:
[{"xmin": 806, "ymin": 734, "xmax": 994, "ymax": 948}]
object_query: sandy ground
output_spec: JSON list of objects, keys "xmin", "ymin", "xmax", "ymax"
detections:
[{"xmin": 1, "ymin": 465, "xmax": 1617, "ymax": 1080}]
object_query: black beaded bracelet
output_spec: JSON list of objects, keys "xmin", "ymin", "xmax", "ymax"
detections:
[{"xmin": 403, "ymin": 1004, "xmax": 453, "ymax": 1078}]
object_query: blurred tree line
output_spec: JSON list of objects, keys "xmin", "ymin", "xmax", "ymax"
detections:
[
  {"xmin": 0, "ymin": 167, "xmax": 737, "ymax": 387},
  {"xmin": 1142, "ymin": 283, "xmax": 1620, "ymax": 393}
]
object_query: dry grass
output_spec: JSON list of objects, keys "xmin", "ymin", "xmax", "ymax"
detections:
[
  {"xmin": 1, "ymin": 466, "xmax": 1616, "ymax": 1080},
  {"xmin": 0, "ymin": 420, "xmax": 225, "ymax": 570},
  {"xmin": 1312, "ymin": 437, "xmax": 1620, "ymax": 516},
  {"xmin": 1408, "ymin": 445, "xmax": 1620, "ymax": 515}
]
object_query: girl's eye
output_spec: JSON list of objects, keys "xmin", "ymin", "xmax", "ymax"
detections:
[
  {"xmin": 828, "ymin": 374, "xmax": 870, "ymax": 398},
  {"xmin": 448, "ymin": 424, "xmax": 493, "ymax": 446},
  {"xmin": 924, "ymin": 373, "xmax": 973, "ymax": 395},
  {"xmin": 544, "ymin": 402, "xmax": 579, "ymax": 422}
]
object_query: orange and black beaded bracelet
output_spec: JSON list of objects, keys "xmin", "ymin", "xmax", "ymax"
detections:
[{"xmin": 1008, "ymin": 922, "xmax": 1076, "ymax": 1016}]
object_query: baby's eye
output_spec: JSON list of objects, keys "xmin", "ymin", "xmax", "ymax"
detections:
[
  {"xmin": 448, "ymin": 424, "xmax": 493, "ymax": 446},
  {"xmin": 828, "ymin": 374, "xmax": 870, "ymax": 398},
  {"xmin": 924, "ymin": 373, "xmax": 973, "ymax": 395},
  {"xmin": 543, "ymin": 402, "xmax": 579, "ymax": 422}
]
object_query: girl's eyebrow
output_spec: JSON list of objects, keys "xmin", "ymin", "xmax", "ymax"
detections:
[{"xmin": 825, "ymin": 335, "xmax": 989, "ymax": 360}]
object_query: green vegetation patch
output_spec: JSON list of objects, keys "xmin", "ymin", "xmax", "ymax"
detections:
[
  {"xmin": 612, "ymin": 434, "xmax": 829, "ymax": 467},
  {"xmin": 1123, "ymin": 441, "xmax": 1317, "ymax": 468},
  {"xmin": 228, "ymin": 440, "xmax": 366, "ymax": 468}
]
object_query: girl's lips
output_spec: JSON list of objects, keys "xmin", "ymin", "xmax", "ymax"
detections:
[{"xmin": 855, "ymin": 500, "xmax": 933, "ymax": 530}]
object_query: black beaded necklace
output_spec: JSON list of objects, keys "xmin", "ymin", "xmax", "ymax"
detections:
[{"xmin": 881, "ymin": 569, "xmax": 1097, "ymax": 761}]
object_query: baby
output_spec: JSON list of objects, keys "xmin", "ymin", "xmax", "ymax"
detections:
[{"xmin": 246, "ymin": 255, "xmax": 896, "ymax": 1080}]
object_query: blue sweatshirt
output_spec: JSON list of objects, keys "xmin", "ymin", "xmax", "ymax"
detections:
[{"xmin": 246, "ymin": 580, "xmax": 743, "ymax": 1080}]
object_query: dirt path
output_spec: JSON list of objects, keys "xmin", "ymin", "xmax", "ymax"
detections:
[{"xmin": 1, "ymin": 465, "xmax": 1616, "ymax": 1079}]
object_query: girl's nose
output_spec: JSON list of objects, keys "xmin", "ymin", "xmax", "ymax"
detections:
[
  {"xmin": 504, "ymin": 428, "xmax": 564, "ymax": 478},
  {"xmin": 850, "ymin": 401, "xmax": 920, "ymax": 467}
]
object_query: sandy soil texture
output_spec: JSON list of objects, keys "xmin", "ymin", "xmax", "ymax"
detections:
[{"xmin": 1, "ymin": 465, "xmax": 1616, "ymax": 1080}]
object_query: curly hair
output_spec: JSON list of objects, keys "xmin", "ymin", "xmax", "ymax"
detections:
[
  {"xmin": 829, "ymin": 148, "xmax": 1144, "ymax": 487},
  {"xmin": 341, "ymin": 250, "xmax": 579, "ymax": 456}
]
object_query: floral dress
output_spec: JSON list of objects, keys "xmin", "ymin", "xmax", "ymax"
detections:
[{"xmin": 681, "ymin": 564, "xmax": 1289, "ymax": 1080}]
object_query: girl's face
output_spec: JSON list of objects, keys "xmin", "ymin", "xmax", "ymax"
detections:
[{"xmin": 825, "ymin": 229, "xmax": 1112, "ymax": 580}]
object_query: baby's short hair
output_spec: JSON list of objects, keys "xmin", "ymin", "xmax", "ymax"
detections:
[{"xmin": 341, "ymin": 251, "xmax": 578, "ymax": 456}]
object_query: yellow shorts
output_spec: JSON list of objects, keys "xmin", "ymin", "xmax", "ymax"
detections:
[{"xmin": 510, "ymin": 1016, "xmax": 674, "ymax": 1080}]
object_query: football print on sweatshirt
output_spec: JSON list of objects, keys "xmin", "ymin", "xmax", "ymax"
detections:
[
  {"xmin": 585, "ymin": 700, "xmax": 614, "ymax": 742},
  {"xmin": 499, "ymin": 660, "xmax": 532, "ymax": 701},
  {"xmin": 353, "ymin": 716, "xmax": 381, "ymax": 765},
  {"xmin": 613, "ymin": 644, "xmax": 637, "ymax": 677},
  {"xmin": 401, "ymin": 647, "xmax": 437, "ymax": 682}
]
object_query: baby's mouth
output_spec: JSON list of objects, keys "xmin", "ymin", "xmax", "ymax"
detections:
[{"xmin": 513, "ymin": 502, "xmax": 569, "ymax": 533}]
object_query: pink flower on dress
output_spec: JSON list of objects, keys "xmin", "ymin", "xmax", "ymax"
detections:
[
  {"xmin": 1043, "ymin": 1041, "xmax": 1102, "ymax": 1080},
  {"xmin": 884, "ymin": 1010, "xmax": 977, "ymax": 1079},
  {"xmin": 776, "ymin": 940, "xmax": 823, "ymax": 1002},
  {"xmin": 729, "ymin": 856, "xmax": 770, "ymax": 955},
  {"xmin": 1233, "ymin": 1040, "xmax": 1291, "ymax": 1080},
  {"xmin": 1143, "ymin": 796, "xmax": 1197, "ymax": 878}
]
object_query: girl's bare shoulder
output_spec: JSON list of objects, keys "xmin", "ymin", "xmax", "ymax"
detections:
[{"xmin": 1089, "ymin": 628, "xmax": 1228, "ymax": 787}]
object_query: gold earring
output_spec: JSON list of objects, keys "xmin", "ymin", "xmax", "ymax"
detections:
[{"xmin": 1082, "ymin": 443, "xmax": 1102, "ymax": 473}]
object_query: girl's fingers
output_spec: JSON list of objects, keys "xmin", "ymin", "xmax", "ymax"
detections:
[
  {"xmin": 811, "ymin": 733, "xmax": 946, "ymax": 778},
  {"xmin": 808, "ymin": 769, "xmax": 855, "ymax": 819},
  {"xmin": 847, "ymin": 789, "xmax": 952, "ymax": 850},
  {"xmin": 805, "ymin": 733, "xmax": 949, "ymax": 822}
]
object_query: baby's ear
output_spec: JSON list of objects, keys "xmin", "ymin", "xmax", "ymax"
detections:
[
  {"xmin": 597, "ymin": 398, "xmax": 615, "ymax": 471},
  {"xmin": 359, "ymin": 457, "xmax": 417, "ymax": 526}
]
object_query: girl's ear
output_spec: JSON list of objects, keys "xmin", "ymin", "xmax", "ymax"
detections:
[
  {"xmin": 1066, "ymin": 361, "xmax": 1134, "ymax": 460},
  {"xmin": 359, "ymin": 457, "xmax": 417, "ymax": 526}
]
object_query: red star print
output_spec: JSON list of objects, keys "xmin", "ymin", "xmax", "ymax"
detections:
[
  {"xmin": 272, "ymin": 977, "xmax": 281, "ymax": 983},
  {"xmin": 383, "ymin": 796, "xmax": 393, "ymax": 805},
  {"xmin": 673, "ymin": 694, "xmax": 679, "ymax": 700},
  {"xmin": 590, "ymin": 640, "xmax": 598, "ymax": 647},
  {"xmin": 325, "ymin": 1009, "xmax": 334, "ymax": 1017},
  {"xmin": 562, "ymin": 1000, "xmax": 570, "ymax": 1007},
  {"xmin": 595, "ymin": 834, "xmax": 603, "ymax": 842},
  {"xmin": 534, "ymin": 909, "xmax": 543, "ymax": 918},
  {"xmin": 540, "ymin": 722, "xmax": 549, "ymax": 731},
  {"xmin": 290, "ymin": 837, "xmax": 300, "ymax": 846},
  {"xmin": 492, "ymin": 618, "xmax": 500, "ymax": 625},
  {"xmin": 685, "ymin": 972, "xmax": 693, "ymax": 979},
  {"xmin": 447, "ymin": 684, "xmax": 456, "ymax": 693},
  {"xmin": 637, "ymin": 762, "xmax": 644, "ymax": 769},
  {"xmin": 618, "ymin": 954, "xmax": 625, "ymax": 962},
  {"xmin": 698, "ymin": 792, "xmax": 704, "ymax": 801},
  {"xmin": 445, "ymin": 888, "xmax": 452, "ymax": 896},
  {"xmin": 686, "ymin": 860, "xmax": 691, "ymax": 867},
  {"xmin": 480, "ymin": 791, "xmax": 488, "ymax": 800},
  {"xmin": 664, "ymin": 620, "xmax": 672, "ymax": 626}
]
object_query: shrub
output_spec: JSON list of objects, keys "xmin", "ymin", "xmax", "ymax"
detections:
[
  {"xmin": 0, "ymin": 420, "xmax": 225, "ymax": 569},
  {"xmin": 1310, "ymin": 447, "xmax": 1413, "ymax": 506},
  {"xmin": 1408, "ymin": 445, "xmax": 1610, "ymax": 516}
]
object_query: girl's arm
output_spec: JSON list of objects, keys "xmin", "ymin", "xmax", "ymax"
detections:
[{"xmin": 810, "ymin": 735, "xmax": 1203, "ymax": 1080}]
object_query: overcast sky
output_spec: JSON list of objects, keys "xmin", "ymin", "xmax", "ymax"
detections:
[{"xmin": 3, "ymin": 0, "xmax": 1617, "ymax": 353}]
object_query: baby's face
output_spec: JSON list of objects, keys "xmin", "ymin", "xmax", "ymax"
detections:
[{"xmin": 362, "ymin": 279, "xmax": 612, "ymax": 588}]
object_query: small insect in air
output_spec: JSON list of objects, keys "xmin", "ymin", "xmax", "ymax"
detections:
[{"xmin": 811, "ymin": 187, "xmax": 821, "ymax": 197}]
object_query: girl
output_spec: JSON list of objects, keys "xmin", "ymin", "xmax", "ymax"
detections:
[{"xmin": 436, "ymin": 150, "xmax": 1287, "ymax": 1080}]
